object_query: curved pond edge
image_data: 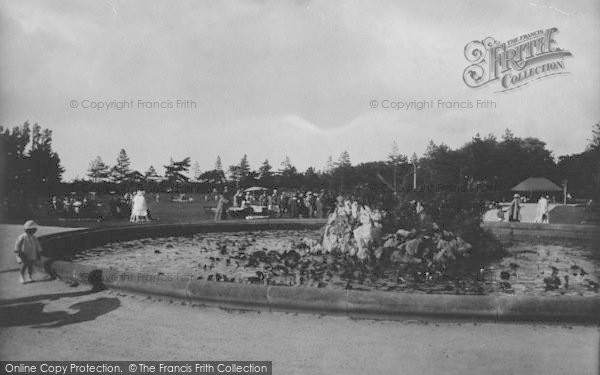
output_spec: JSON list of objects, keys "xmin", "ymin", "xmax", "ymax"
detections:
[
  {"xmin": 39, "ymin": 220, "xmax": 600, "ymax": 324},
  {"xmin": 481, "ymin": 221, "xmax": 600, "ymax": 245}
]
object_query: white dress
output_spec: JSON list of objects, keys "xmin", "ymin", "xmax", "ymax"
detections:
[
  {"xmin": 534, "ymin": 197, "xmax": 549, "ymax": 223},
  {"xmin": 131, "ymin": 194, "xmax": 148, "ymax": 221}
]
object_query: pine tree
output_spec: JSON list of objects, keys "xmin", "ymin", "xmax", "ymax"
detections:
[
  {"xmin": 112, "ymin": 148, "xmax": 131, "ymax": 182},
  {"xmin": 215, "ymin": 156, "xmax": 223, "ymax": 171},
  {"xmin": 388, "ymin": 141, "xmax": 407, "ymax": 165},
  {"xmin": 280, "ymin": 156, "xmax": 293, "ymax": 171},
  {"xmin": 164, "ymin": 157, "xmax": 191, "ymax": 185},
  {"xmin": 239, "ymin": 154, "xmax": 250, "ymax": 176},
  {"xmin": 145, "ymin": 165, "xmax": 158, "ymax": 177},
  {"xmin": 228, "ymin": 154, "xmax": 251, "ymax": 185},
  {"xmin": 324, "ymin": 155, "xmax": 334, "ymax": 174},
  {"xmin": 502, "ymin": 128, "xmax": 515, "ymax": 141},
  {"xmin": 336, "ymin": 150, "xmax": 351, "ymax": 167},
  {"xmin": 259, "ymin": 159, "xmax": 273, "ymax": 178},
  {"xmin": 87, "ymin": 156, "xmax": 110, "ymax": 182},
  {"xmin": 588, "ymin": 122, "xmax": 600, "ymax": 151}
]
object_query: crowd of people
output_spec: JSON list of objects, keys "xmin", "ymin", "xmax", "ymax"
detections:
[
  {"xmin": 48, "ymin": 193, "xmax": 100, "ymax": 217},
  {"xmin": 106, "ymin": 190, "xmax": 156, "ymax": 222},
  {"xmin": 44, "ymin": 186, "xmax": 570, "ymax": 226},
  {"xmin": 214, "ymin": 188, "xmax": 338, "ymax": 221},
  {"xmin": 494, "ymin": 193, "xmax": 551, "ymax": 223}
]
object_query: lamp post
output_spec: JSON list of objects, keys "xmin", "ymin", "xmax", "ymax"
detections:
[
  {"xmin": 413, "ymin": 162, "xmax": 417, "ymax": 191},
  {"xmin": 393, "ymin": 163, "xmax": 397, "ymax": 196},
  {"xmin": 411, "ymin": 153, "xmax": 418, "ymax": 191}
]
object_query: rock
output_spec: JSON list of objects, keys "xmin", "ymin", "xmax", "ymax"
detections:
[
  {"xmin": 267, "ymin": 250, "xmax": 280, "ymax": 260},
  {"xmin": 247, "ymin": 250, "xmax": 267, "ymax": 267},
  {"xmin": 283, "ymin": 250, "xmax": 300, "ymax": 268},
  {"xmin": 383, "ymin": 236, "xmax": 399, "ymax": 248},
  {"xmin": 310, "ymin": 243, "xmax": 323, "ymax": 254},
  {"xmin": 154, "ymin": 249, "xmax": 161, "ymax": 254},
  {"xmin": 499, "ymin": 281, "xmax": 512, "ymax": 291},
  {"xmin": 407, "ymin": 256, "xmax": 422, "ymax": 265},
  {"xmin": 585, "ymin": 279, "xmax": 599, "ymax": 291},
  {"xmin": 353, "ymin": 221, "xmax": 381, "ymax": 260},
  {"xmin": 500, "ymin": 271, "xmax": 510, "ymax": 280},
  {"xmin": 396, "ymin": 229, "xmax": 411, "ymax": 237},
  {"xmin": 322, "ymin": 211, "xmax": 352, "ymax": 254},
  {"xmin": 543, "ymin": 275, "xmax": 561, "ymax": 290},
  {"xmin": 403, "ymin": 238, "xmax": 422, "ymax": 256}
]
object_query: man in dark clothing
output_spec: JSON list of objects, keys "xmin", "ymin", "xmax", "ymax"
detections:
[{"xmin": 508, "ymin": 194, "xmax": 521, "ymax": 222}]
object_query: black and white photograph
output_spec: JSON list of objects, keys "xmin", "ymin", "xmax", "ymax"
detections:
[{"xmin": 0, "ymin": 1, "xmax": 599, "ymax": 374}]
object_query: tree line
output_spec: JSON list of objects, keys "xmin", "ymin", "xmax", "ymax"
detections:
[
  {"xmin": 82, "ymin": 126, "xmax": 599, "ymax": 199},
  {"xmin": 1, "ymin": 122, "xmax": 64, "ymax": 217},
  {"xmin": 2, "ymin": 121, "xmax": 599, "ymax": 218}
]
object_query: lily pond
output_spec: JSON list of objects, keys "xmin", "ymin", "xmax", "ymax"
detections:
[{"xmin": 73, "ymin": 230, "xmax": 600, "ymax": 297}]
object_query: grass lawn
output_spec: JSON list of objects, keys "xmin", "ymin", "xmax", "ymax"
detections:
[{"xmin": 12, "ymin": 193, "xmax": 220, "ymax": 228}]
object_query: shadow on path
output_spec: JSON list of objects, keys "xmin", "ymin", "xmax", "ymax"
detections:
[
  {"xmin": 0, "ymin": 268, "xmax": 20, "ymax": 274},
  {"xmin": 0, "ymin": 289, "xmax": 101, "ymax": 306},
  {"xmin": 0, "ymin": 297, "xmax": 120, "ymax": 328}
]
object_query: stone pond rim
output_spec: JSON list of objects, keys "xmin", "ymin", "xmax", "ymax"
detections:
[{"xmin": 38, "ymin": 220, "xmax": 600, "ymax": 323}]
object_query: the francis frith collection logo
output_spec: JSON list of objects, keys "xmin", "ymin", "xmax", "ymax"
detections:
[{"xmin": 463, "ymin": 28, "xmax": 572, "ymax": 92}]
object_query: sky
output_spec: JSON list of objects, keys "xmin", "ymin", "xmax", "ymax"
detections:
[{"xmin": 1, "ymin": 0, "xmax": 599, "ymax": 180}]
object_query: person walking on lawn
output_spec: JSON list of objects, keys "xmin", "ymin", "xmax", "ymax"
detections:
[{"xmin": 508, "ymin": 194, "xmax": 521, "ymax": 222}]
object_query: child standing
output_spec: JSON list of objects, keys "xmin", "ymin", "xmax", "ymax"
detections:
[
  {"xmin": 496, "ymin": 203, "xmax": 505, "ymax": 222},
  {"xmin": 14, "ymin": 220, "xmax": 43, "ymax": 284}
]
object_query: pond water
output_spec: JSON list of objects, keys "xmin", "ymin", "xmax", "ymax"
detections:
[{"xmin": 74, "ymin": 230, "xmax": 600, "ymax": 297}]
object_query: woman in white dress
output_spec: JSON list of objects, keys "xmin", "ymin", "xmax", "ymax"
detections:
[
  {"xmin": 130, "ymin": 190, "xmax": 148, "ymax": 222},
  {"xmin": 534, "ymin": 195, "xmax": 549, "ymax": 223}
]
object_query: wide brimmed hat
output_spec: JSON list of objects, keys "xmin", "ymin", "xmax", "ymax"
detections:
[
  {"xmin": 24, "ymin": 220, "xmax": 38, "ymax": 230},
  {"xmin": 513, "ymin": 193, "xmax": 520, "ymax": 198}
]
